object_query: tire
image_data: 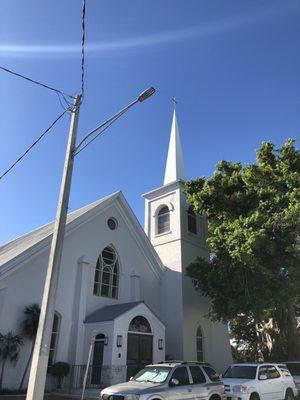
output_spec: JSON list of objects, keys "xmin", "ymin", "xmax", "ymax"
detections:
[
  {"xmin": 249, "ymin": 394, "xmax": 260, "ymax": 400},
  {"xmin": 209, "ymin": 395, "xmax": 221, "ymax": 400},
  {"xmin": 285, "ymin": 389, "xmax": 295, "ymax": 400}
]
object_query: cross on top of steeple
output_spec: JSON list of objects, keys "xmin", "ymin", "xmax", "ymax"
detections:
[{"xmin": 171, "ymin": 97, "xmax": 178, "ymax": 109}]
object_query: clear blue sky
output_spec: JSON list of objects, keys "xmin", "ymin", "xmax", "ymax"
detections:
[{"xmin": 0, "ymin": 0, "xmax": 299, "ymax": 244}]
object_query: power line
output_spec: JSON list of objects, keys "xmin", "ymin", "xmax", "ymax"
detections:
[
  {"xmin": 80, "ymin": 0, "xmax": 86, "ymax": 101},
  {"xmin": 0, "ymin": 1, "xmax": 86, "ymax": 181},
  {"xmin": 0, "ymin": 109, "xmax": 69, "ymax": 181},
  {"xmin": 0, "ymin": 65, "xmax": 75, "ymax": 104}
]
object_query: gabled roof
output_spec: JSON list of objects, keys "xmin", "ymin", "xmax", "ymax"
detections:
[
  {"xmin": 0, "ymin": 191, "xmax": 165, "ymax": 280},
  {"xmin": 85, "ymin": 301, "xmax": 143, "ymax": 323},
  {"xmin": 0, "ymin": 193, "xmax": 118, "ymax": 267}
]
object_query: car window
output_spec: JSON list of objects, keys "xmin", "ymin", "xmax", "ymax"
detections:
[
  {"xmin": 258, "ymin": 366, "xmax": 268, "ymax": 379},
  {"xmin": 224, "ymin": 365, "xmax": 257, "ymax": 379},
  {"xmin": 203, "ymin": 366, "xmax": 220, "ymax": 381},
  {"xmin": 278, "ymin": 366, "xmax": 291, "ymax": 377},
  {"xmin": 267, "ymin": 366, "xmax": 280, "ymax": 379},
  {"xmin": 133, "ymin": 366, "xmax": 171, "ymax": 383},
  {"xmin": 171, "ymin": 367, "xmax": 190, "ymax": 386},
  {"xmin": 189, "ymin": 366, "xmax": 206, "ymax": 384}
]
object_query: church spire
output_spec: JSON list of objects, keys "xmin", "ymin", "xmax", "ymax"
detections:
[{"xmin": 163, "ymin": 103, "xmax": 185, "ymax": 185}]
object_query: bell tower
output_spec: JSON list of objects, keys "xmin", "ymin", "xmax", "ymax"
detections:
[{"xmin": 143, "ymin": 106, "xmax": 232, "ymax": 370}]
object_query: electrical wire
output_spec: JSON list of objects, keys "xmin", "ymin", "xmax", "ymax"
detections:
[
  {"xmin": 0, "ymin": 65, "xmax": 75, "ymax": 103},
  {"xmin": 80, "ymin": 0, "xmax": 86, "ymax": 101},
  {"xmin": 0, "ymin": 110, "xmax": 69, "ymax": 181},
  {"xmin": 0, "ymin": 1, "xmax": 86, "ymax": 181}
]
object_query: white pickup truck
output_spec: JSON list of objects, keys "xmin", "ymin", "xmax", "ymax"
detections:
[{"xmin": 222, "ymin": 363, "xmax": 297, "ymax": 400}]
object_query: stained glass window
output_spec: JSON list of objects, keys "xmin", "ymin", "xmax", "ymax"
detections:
[
  {"xmin": 129, "ymin": 316, "xmax": 152, "ymax": 333},
  {"xmin": 93, "ymin": 246, "xmax": 119, "ymax": 299}
]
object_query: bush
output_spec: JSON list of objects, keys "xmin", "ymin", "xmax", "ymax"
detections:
[{"xmin": 49, "ymin": 362, "xmax": 70, "ymax": 388}]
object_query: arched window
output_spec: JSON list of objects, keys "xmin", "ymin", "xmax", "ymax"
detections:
[
  {"xmin": 196, "ymin": 325, "xmax": 204, "ymax": 362},
  {"xmin": 129, "ymin": 316, "xmax": 152, "ymax": 333},
  {"xmin": 93, "ymin": 246, "xmax": 119, "ymax": 298},
  {"xmin": 187, "ymin": 206, "xmax": 197, "ymax": 234},
  {"xmin": 48, "ymin": 312, "xmax": 61, "ymax": 366},
  {"xmin": 157, "ymin": 206, "xmax": 170, "ymax": 234}
]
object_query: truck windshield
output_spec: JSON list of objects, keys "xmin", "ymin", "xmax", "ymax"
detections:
[
  {"xmin": 133, "ymin": 367, "xmax": 172, "ymax": 383},
  {"xmin": 224, "ymin": 366, "xmax": 257, "ymax": 379}
]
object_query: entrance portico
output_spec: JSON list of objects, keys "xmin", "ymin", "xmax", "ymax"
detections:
[{"xmin": 82, "ymin": 301, "xmax": 165, "ymax": 387}]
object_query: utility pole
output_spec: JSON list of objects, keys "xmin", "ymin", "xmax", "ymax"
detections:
[
  {"xmin": 25, "ymin": 87, "xmax": 155, "ymax": 400},
  {"xmin": 26, "ymin": 94, "xmax": 82, "ymax": 400}
]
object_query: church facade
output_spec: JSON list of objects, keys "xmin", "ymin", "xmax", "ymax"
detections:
[{"xmin": 0, "ymin": 110, "xmax": 232, "ymax": 390}]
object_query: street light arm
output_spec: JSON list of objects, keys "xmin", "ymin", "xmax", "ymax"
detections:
[
  {"xmin": 73, "ymin": 86, "xmax": 155, "ymax": 156},
  {"xmin": 74, "ymin": 98, "xmax": 138, "ymax": 156}
]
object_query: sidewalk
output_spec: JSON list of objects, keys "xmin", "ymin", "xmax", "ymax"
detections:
[{"xmin": 0, "ymin": 395, "xmax": 96, "ymax": 400}]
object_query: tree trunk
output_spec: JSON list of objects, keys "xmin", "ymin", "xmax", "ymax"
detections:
[
  {"xmin": 286, "ymin": 304, "xmax": 300, "ymax": 359},
  {"xmin": 19, "ymin": 339, "xmax": 35, "ymax": 390},
  {"xmin": 0, "ymin": 359, "xmax": 7, "ymax": 390},
  {"xmin": 275, "ymin": 303, "xmax": 300, "ymax": 360}
]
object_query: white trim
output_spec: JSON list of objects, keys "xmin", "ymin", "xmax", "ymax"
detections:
[
  {"xmin": 0, "ymin": 193, "xmax": 121, "ymax": 279},
  {"xmin": 114, "ymin": 197, "xmax": 164, "ymax": 280},
  {"xmin": 0, "ymin": 191, "xmax": 165, "ymax": 283}
]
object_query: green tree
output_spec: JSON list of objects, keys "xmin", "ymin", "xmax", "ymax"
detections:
[
  {"xmin": 185, "ymin": 139, "xmax": 300, "ymax": 360},
  {"xmin": 18, "ymin": 304, "xmax": 40, "ymax": 390},
  {"xmin": 0, "ymin": 332, "xmax": 23, "ymax": 389}
]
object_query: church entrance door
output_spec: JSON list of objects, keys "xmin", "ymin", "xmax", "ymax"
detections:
[
  {"xmin": 127, "ymin": 333, "xmax": 153, "ymax": 379},
  {"xmin": 126, "ymin": 316, "xmax": 153, "ymax": 380},
  {"xmin": 91, "ymin": 333, "xmax": 105, "ymax": 385}
]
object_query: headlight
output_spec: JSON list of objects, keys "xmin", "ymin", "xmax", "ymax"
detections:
[
  {"xmin": 232, "ymin": 384, "xmax": 248, "ymax": 393},
  {"xmin": 124, "ymin": 395, "xmax": 140, "ymax": 400}
]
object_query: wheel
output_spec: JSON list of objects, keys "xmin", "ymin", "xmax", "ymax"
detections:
[
  {"xmin": 249, "ymin": 394, "xmax": 260, "ymax": 400},
  {"xmin": 285, "ymin": 389, "xmax": 294, "ymax": 400}
]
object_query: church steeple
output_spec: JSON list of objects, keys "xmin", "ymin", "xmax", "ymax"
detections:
[{"xmin": 163, "ymin": 108, "xmax": 185, "ymax": 185}]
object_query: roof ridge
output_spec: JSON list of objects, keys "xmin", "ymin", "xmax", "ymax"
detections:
[
  {"xmin": 0, "ymin": 191, "xmax": 121, "ymax": 267},
  {"xmin": 0, "ymin": 192, "xmax": 120, "ymax": 251}
]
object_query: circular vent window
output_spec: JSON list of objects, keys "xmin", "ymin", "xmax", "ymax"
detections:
[{"xmin": 107, "ymin": 218, "xmax": 118, "ymax": 230}]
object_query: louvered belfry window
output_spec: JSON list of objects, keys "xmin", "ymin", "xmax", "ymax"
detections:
[
  {"xmin": 157, "ymin": 206, "xmax": 170, "ymax": 234},
  {"xmin": 187, "ymin": 206, "xmax": 197, "ymax": 234}
]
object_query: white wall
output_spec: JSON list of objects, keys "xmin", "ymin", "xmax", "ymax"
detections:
[
  {"xmin": 112, "ymin": 302, "xmax": 165, "ymax": 367},
  {"xmin": 144, "ymin": 182, "xmax": 185, "ymax": 360},
  {"xmin": 0, "ymin": 200, "xmax": 163, "ymax": 388},
  {"xmin": 144, "ymin": 180, "xmax": 232, "ymax": 370}
]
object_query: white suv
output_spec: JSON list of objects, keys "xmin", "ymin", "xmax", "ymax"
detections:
[{"xmin": 222, "ymin": 363, "xmax": 297, "ymax": 400}]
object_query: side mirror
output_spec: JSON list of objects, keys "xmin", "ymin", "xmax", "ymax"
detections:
[
  {"xmin": 169, "ymin": 378, "xmax": 179, "ymax": 387},
  {"xmin": 259, "ymin": 374, "xmax": 268, "ymax": 380}
]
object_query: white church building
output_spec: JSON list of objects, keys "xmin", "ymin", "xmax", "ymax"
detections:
[{"xmin": 0, "ymin": 110, "xmax": 232, "ymax": 389}]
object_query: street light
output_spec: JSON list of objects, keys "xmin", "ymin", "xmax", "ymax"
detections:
[
  {"xmin": 26, "ymin": 87, "xmax": 156, "ymax": 400},
  {"xmin": 138, "ymin": 87, "xmax": 156, "ymax": 102}
]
